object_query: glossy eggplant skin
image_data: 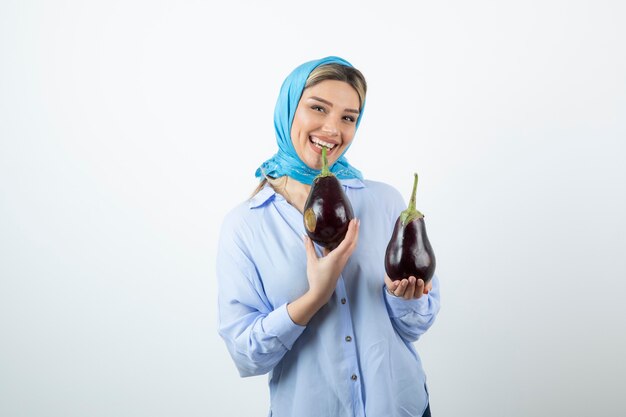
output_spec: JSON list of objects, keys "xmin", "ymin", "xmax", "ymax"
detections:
[
  {"xmin": 303, "ymin": 176, "xmax": 354, "ymax": 251},
  {"xmin": 385, "ymin": 216, "xmax": 436, "ymax": 283}
]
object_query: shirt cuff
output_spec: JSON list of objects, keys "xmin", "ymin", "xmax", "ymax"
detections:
[
  {"xmin": 261, "ymin": 303, "xmax": 306, "ymax": 350},
  {"xmin": 384, "ymin": 285, "xmax": 431, "ymax": 318}
]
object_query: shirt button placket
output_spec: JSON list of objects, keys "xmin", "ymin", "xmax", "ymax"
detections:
[{"xmin": 335, "ymin": 279, "xmax": 363, "ymax": 414}]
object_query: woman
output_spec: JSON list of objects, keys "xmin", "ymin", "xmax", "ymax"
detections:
[{"xmin": 217, "ymin": 56, "xmax": 440, "ymax": 417}]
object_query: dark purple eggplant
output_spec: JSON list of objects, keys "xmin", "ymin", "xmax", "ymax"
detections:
[
  {"xmin": 303, "ymin": 147, "xmax": 354, "ymax": 251},
  {"xmin": 385, "ymin": 173, "xmax": 436, "ymax": 283}
]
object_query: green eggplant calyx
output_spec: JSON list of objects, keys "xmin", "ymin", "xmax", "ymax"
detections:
[
  {"xmin": 317, "ymin": 146, "xmax": 333, "ymax": 178},
  {"xmin": 400, "ymin": 172, "xmax": 424, "ymax": 226},
  {"xmin": 400, "ymin": 208, "xmax": 424, "ymax": 226}
]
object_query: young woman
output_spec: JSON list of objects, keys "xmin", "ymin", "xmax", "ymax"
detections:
[{"xmin": 217, "ymin": 56, "xmax": 440, "ymax": 417}]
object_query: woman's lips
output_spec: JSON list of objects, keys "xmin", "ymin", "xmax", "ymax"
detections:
[{"xmin": 309, "ymin": 136, "xmax": 338, "ymax": 155}]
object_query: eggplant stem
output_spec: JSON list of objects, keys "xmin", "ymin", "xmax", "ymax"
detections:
[
  {"xmin": 319, "ymin": 146, "xmax": 332, "ymax": 177},
  {"xmin": 408, "ymin": 173, "xmax": 418, "ymax": 211},
  {"xmin": 400, "ymin": 172, "xmax": 424, "ymax": 225}
]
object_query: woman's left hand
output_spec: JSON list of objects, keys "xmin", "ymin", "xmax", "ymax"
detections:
[{"xmin": 384, "ymin": 275, "xmax": 432, "ymax": 300}]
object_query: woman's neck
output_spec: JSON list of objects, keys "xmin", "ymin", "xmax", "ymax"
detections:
[{"xmin": 278, "ymin": 176, "xmax": 311, "ymax": 214}]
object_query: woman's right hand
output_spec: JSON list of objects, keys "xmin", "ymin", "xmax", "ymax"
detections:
[
  {"xmin": 303, "ymin": 218, "xmax": 360, "ymax": 303},
  {"xmin": 287, "ymin": 219, "xmax": 359, "ymax": 326}
]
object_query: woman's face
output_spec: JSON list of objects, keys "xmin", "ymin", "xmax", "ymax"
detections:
[{"xmin": 291, "ymin": 79, "xmax": 361, "ymax": 170}]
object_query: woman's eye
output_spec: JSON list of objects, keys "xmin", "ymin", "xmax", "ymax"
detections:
[
  {"xmin": 343, "ymin": 115, "xmax": 356, "ymax": 123},
  {"xmin": 311, "ymin": 105, "xmax": 326, "ymax": 113}
]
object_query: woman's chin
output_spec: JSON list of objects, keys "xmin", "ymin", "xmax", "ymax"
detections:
[
  {"xmin": 302, "ymin": 152, "xmax": 338, "ymax": 171},
  {"xmin": 305, "ymin": 162, "xmax": 322, "ymax": 171},
  {"xmin": 300, "ymin": 155, "xmax": 319, "ymax": 170}
]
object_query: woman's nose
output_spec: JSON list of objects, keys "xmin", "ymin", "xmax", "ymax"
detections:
[{"xmin": 321, "ymin": 119, "xmax": 339, "ymax": 136}]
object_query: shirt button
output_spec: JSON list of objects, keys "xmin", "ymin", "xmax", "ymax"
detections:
[
  {"xmin": 341, "ymin": 298, "xmax": 347, "ymax": 304},
  {"xmin": 351, "ymin": 374, "xmax": 358, "ymax": 381},
  {"xmin": 345, "ymin": 336, "xmax": 352, "ymax": 342}
]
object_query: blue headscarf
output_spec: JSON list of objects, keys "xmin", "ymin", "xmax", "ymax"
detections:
[{"xmin": 255, "ymin": 56, "xmax": 364, "ymax": 185}]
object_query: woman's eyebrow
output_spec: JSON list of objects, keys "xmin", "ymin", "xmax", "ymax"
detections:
[{"xmin": 309, "ymin": 96, "xmax": 360, "ymax": 114}]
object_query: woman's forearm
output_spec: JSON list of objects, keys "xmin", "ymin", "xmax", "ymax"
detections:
[{"xmin": 287, "ymin": 290, "xmax": 328, "ymax": 326}]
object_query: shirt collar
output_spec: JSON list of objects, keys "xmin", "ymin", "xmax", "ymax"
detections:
[
  {"xmin": 248, "ymin": 178, "xmax": 366, "ymax": 209},
  {"xmin": 248, "ymin": 184, "xmax": 276, "ymax": 209}
]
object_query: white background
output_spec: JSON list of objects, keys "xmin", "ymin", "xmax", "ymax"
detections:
[{"xmin": 1, "ymin": 1, "xmax": 625, "ymax": 416}]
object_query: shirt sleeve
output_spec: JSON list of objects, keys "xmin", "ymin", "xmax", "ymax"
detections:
[
  {"xmin": 383, "ymin": 274, "xmax": 441, "ymax": 343},
  {"xmin": 217, "ymin": 215, "xmax": 306, "ymax": 377}
]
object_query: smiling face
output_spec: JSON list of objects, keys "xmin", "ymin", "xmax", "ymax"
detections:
[{"xmin": 290, "ymin": 79, "xmax": 361, "ymax": 170}]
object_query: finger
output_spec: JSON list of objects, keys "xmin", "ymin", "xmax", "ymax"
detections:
[
  {"xmin": 424, "ymin": 280, "xmax": 433, "ymax": 294},
  {"xmin": 330, "ymin": 219, "xmax": 359, "ymax": 257},
  {"xmin": 384, "ymin": 275, "xmax": 399, "ymax": 294},
  {"xmin": 394, "ymin": 279, "xmax": 408, "ymax": 297},
  {"xmin": 303, "ymin": 235, "xmax": 318, "ymax": 264},
  {"xmin": 348, "ymin": 218, "xmax": 360, "ymax": 252},
  {"xmin": 404, "ymin": 276, "xmax": 416, "ymax": 300},
  {"xmin": 343, "ymin": 218, "xmax": 359, "ymax": 251},
  {"xmin": 414, "ymin": 278, "xmax": 425, "ymax": 299},
  {"xmin": 384, "ymin": 274, "xmax": 394, "ymax": 287}
]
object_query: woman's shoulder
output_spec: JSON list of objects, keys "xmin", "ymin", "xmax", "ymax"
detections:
[
  {"xmin": 361, "ymin": 179, "xmax": 404, "ymax": 203},
  {"xmin": 361, "ymin": 179, "xmax": 401, "ymax": 195},
  {"xmin": 221, "ymin": 199, "xmax": 252, "ymax": 223},
  {"xmin": 353, "ymin": 178, "xmax": 406, "ymax": 214},
  {"xmin": 219, "ymin": 198, "xmax": 262, "ymax": 242}
]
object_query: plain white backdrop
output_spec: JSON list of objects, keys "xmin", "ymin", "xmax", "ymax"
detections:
[{"xmin": 1, "ymin": 1, "xmax": 625, "ymax": 416}]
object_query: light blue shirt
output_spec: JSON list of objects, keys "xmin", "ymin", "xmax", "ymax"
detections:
[{"xmin": 217, "ymin": 178, "xmax": 441, "ymax": 417}]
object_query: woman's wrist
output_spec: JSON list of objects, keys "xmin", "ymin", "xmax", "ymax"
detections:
[{"xmin": 287, "ymin": 290, "xmax": 328, "ymax": 326}]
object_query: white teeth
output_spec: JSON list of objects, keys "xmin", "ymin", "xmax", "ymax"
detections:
[{"xmin": 310, "ymin": 137, "xmax": 336, "ymax": 149}]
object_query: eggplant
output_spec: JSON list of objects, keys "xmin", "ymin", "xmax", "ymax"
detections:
[
  {"xmin": 385, "ymin": 173, "xmax": 436, "ymax": 283},
  {"xmin": 303, "ymin": 147, "xmax": 354, "ymax": 251}
]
